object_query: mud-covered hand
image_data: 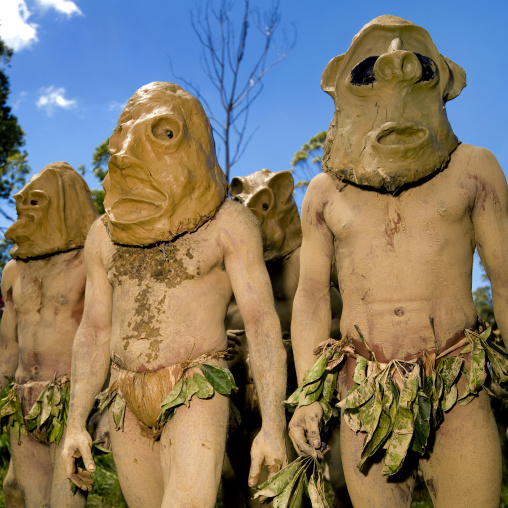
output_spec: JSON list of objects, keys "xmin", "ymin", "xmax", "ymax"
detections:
[
  {"xmin": 248, "ymin": 427, "xmax": 287, "ymax": 488},
  {"xmin": 62, "ymin": 427, "xmax": 96, "ymax": 491},
  {"xmin": 288, "ymin": 402, "xmax": 324, "ymax": 457}
]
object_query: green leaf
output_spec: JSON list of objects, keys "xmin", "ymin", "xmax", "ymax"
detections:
[
  {"xmin": 337, "ymin": 378, "xmax": 375, "ymax": 410},
  {"xmin": 254, "ymin": 458, "xmax": 305, "ymax": 498},
  {"xmin": 160, "ymin": 377, "xmax": 186, "ymax": 408},
  {"xmin": 298, "ymin": 379, "xmax": 324, "ymax": 406},
  {"xmin": 192, "ymin": 373, "xmax": 214, "ymax": 399},
  {"xmin": 184, "ymin": 377, "xmax": 200, "ymax": 407},
  {"xmin": 112, "ymin": 396, "xmax": 126, "ymax": 430},
  {"xmin": 352, "ymin": 356, "xmax": 368, "ymax": 384},
  {"xmin": 411, "ymin": 395, "xmax": 431, "ymax": 454},
  {"xmin": 358, "ymin": 376, "xmax": 397, "ymax": 471},
  {"xmin": 307, "ymin": 474, "xmax": 329, "ymax": 507},
  {"xmin": 441, "ymin": 384, "xmax": 458, "ymax": 412},
  {"xmin": 200, "ymin": 365, "xmax": 236, "ymax": 395},
  {"xmin": 288, "ymin": 472, "xmax": 305, "ymax": 508}
]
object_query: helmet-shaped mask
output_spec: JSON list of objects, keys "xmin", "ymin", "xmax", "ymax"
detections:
[
  {"xmin": 5, "ymin": 162, "xmax": 98, "ymax": 259},
  {"xmin": 103, "ymin": 82, "xmax": 227, "ymax": 246},
  {"xmin": 230, "ymin": 169, "xmax": 301, "ymax": 261},
  {"xmin": 321, "ymin": 15, "xmax": 466, "ymax": 192}
]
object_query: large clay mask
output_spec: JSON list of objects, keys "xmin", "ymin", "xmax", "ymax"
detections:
[
  {"xmin": 321, "ymin": 15, "xmax": 466, "ymax": 192},
  {"xmin": 230, "ymin": 169, "xmax": 301, "ymax": 261},
  {"xmin": 103, "ymin": 82, "xmax": 227, "ymax": 246},
  {"xmin": 5, "ymin": 162, "xmax": 98, "ymax": 259}
]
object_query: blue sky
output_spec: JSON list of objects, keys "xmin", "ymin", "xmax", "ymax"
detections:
[{"xmin": 1, "ymin": 0, "xmax": 507, "ymax": 289}]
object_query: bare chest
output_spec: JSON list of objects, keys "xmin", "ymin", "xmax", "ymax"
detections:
[
  {"xmin": 13, "ymin": 251, "xmax": 86, "ymax": 316},
  {"xmin": 326, "ymin": 175, "xmax": 474, "ymax": 254}
]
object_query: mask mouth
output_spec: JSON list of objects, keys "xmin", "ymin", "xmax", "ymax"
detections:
[
  {"xmin": 106, "ymin": 158, "xmax": 168, "ymax": 223},
  {"xmin": 5, "ymin": 214, "xmax": 37, "ymax": 242},
  {"xmin": 374, "ymin": 122, "xmax": 429, "ymax": 151}
]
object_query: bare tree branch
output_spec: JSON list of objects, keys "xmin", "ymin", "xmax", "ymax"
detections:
[{"xmin": 170, "ymin": 0, "xmax": 295, "ymax": 181}]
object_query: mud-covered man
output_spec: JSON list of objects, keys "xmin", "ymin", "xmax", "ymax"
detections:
[
  {"xmin": 0, "ymin": 163, "xmax": 98, "ymax": 507},
  {"xmin": 62, "ymin": 82, "xmax": 287, "ymax": 507},
  {"xmin": 225, "ymin": 169, "xmax": 344, "ymax": 507},
  {"xmin": 289, "ymin": 16, "xmax": 508, "ymax": 508}
]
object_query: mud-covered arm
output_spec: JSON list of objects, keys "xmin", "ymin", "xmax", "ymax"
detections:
[
  {"xmin": 0, "ymin": 261, "xmax": 19, "ymax": 392},
  {"xmin": 289, "ymin": 175, "xmax": 336, "ymax": 456},
  {"xmin": 222, "ymin": 203, "xmax": 287, "ymax": 486},
  {"xmin": 292, "ymin": 176, "xmax": 335, "ymax": 382},
  {"xmin": 63, "ymin": 220, "xmax": 113, "ymax": 489},
  {"xmin": 472, "ymin": 148, "xmax": 508, "ymax": 346}
]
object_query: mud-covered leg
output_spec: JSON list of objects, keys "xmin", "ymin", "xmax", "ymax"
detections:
[
  {"xmin": 49, "ymin": 429, "xmax": 86, "ymax": 507},
  {"xmin": 420, "ymin": 391, "xmax": 501, "ymax": 508},
  {"xmin": 340, "ymin": 416, "xmax": 416, "ymax": 508},
  {"xmin": 3, "ymin": 460, "xmax": 25, "ymax": 508},
  {"xmin": 324, "ymin": 426, "xmax": 352, "ymax": 507},
  {"xmin": 9, "ymin": 434, "xmax": 52, "ymax": 508},
  {"xmin": 108, "ymin": 407, "xmax": 163, "ymax": 508},
  {"xmin": 159, "ymin": 393, "xmax": 229, "ymax": 508}
]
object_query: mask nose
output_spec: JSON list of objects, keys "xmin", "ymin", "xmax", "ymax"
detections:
[{"xmin": 374, "ymin": 38, "xmax": 422, "ymax": 85}]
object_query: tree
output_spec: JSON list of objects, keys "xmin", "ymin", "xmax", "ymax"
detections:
[
  {"xmin": 289, "ymin": 131, "xmax": 326, "ymax": 197},
  {"xmin": 473, "ymin": 285, "xmax": 495, "ymax": 326},
  {"xmin": 174, "ymin": 0, "xmax": 295, "ymax": 181},
  {"xmin": 0, "ymin": 38, "xmax": 30, "ymax": 224}
]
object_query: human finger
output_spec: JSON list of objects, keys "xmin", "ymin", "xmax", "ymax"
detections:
[
  {"xmin": 248, "ymin": 452, "xmax": 263, "ymax": 487},
  {"xmin": 77, "ymin": 443, "xmax": 96, "ymax": 473}
]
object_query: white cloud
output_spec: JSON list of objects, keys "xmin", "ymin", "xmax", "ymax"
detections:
[
  {"xmin": 35, "ymin": 0, "xmax": 82, "ymax": 17},
  {"xmin": 107, "ymin": 101, "xmax": 127, "ymax": 112},
  {"xmin": 36, "ymin": 86, "xmax": 77, "ymax": 115},
  {"xmin": 0, "ymin": 0, "xmax": 82, "ymax": 52},
  {"xmin": 0, "ymin": 0, "xmax": 38, "ymax": 51}
]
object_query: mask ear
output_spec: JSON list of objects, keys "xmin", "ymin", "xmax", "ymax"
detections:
[
  {"xmin": 441, "ymin": 55, "xmax": 466, "ymax": 102},
  {"xmin": 247, "ymin": 187, "xmax": 274, "ymax": 224},
  {"xmin": 229, "ymin": 177, "xmax": 245, "ymax": 198},
  {"xmin": 321, "ymin": 54, "xmax": 345, "ymax": 100},
  {"xmin": 267, "ymin": 171, "xmax": 294, "ymax": 205}
]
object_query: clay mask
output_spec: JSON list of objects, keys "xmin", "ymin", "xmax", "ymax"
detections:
[
  {"xmin": 321, "ymin": 15, "xmax": 466, "ymax": 192},
  {"xmin": 230, "ymin": 169, "xmax": 301, "ymax": 260},
  {"xmin": 103, "ymin": 82, "xmax": 227, "ymax": 246},
  {"xmin": 5, "ymin": 162, "xmax": 98, "ymax": 259}
]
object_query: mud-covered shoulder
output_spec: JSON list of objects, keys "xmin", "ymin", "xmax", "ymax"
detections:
[
  {"xmin": 453, "ymin": 143, "xmax": 508, "ymax": 208},
  {"xmin": 83, "ymin": 215, "xmax": 115, "ymax": 267},
  {"xmin": 215, "ymin": 198, "xmax": 262, "ymax": 232},
  {"xmin": 213, "ymin": 198, "xmax": 264, "ymax": 256},
  {"xmin": 1, "ymin": 258, "xmax": 23, "ymax": 291}
]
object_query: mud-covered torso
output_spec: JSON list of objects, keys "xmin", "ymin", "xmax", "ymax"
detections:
[
  {"xmin": 101, "ymin": 206, "xmax": 234, "ymax": 372},
  {"xmin": 8, "ymin": 249, "xmax": 86, "ymax": 384},
  {"xmin": 318, "ymin": 144, "xmax": 486, "ymax": 362}
]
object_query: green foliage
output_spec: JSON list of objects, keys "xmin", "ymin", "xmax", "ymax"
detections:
[
  {"xmin": 473, "ymin": 285, "xmax": 495, "ymax": 325},
  {"xmin": 92, "ymin": 139, "xmax": 110, "ymax": 181},
  {"xmin": 91, "ymin": 189, "xmax": 105, "ymax": 215},
  {"xmin": 86, "ymin": 453, "xmax": 127, "ymax": 508},
  {"xmin": 0, "ymin": 39, "xmax": 30, "ymax": 207},
  {"xmin": 0, "ymin": 239, "xmax": 12, "ymax": 271},
  {"xmin": 290, "ymin": 131, "xmax": 326, "ymax": 194}
]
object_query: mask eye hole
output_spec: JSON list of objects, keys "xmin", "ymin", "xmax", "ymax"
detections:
[
  {"xmin": 350, "ymin": 56, "xmax": 379, "ymax": 85},
  {"xmin": 30, "ymin": 200, "xmax": 38, "ymax": 206},
  {"xmin": 151, "ymin": 117, "xmax": 180, "ymax": 142},
  {"xmin": 414, "ymin": 53, "xmax": 438, "ymax": 82},
  {"xmin": 262, "ymin": 202, "xmax": 269, "ymax": 211}
]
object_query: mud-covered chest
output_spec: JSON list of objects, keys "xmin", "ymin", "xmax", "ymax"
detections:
[{"xmin": 106, "ymin": 241, "xmax": 207, "ymax": 289}]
